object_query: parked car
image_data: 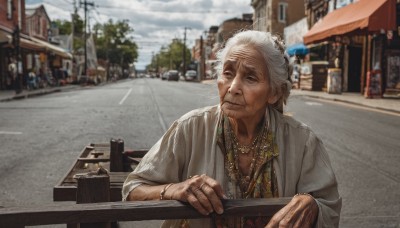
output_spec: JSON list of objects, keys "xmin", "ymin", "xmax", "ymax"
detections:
[
  {"xmin": 167, "ymin": 70, "xmax": 179, "ymax": 81},
  {"xmin": 161, "ymin": 72, "xmax": 169, "ymax": 80},
  {"xmin": 185, "ymin": 70, "xmax": 198, "ymax": 81}
]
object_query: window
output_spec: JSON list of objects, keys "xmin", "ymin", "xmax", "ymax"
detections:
[
  {"xmin": 278, "ymin": 2, "xmax": 288, "ymax": 23},
  {"xmin": 7, "ymin": 0, "xmax": 12, "ymax": 20}
]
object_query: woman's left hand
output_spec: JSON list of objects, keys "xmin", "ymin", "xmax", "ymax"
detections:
[{"xmin": 265, "ymin": 194, "xmax": 319, "ymax": 228}]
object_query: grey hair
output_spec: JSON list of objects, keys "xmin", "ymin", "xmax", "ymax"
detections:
[{"xmin": 215, "ymin": 30, "xmax": 293, "ymax": 113}]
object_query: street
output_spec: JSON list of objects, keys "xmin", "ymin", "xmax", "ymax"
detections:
[{"xmin": 0, "ymin": 78, "xmax": 399, "ymax": 228}]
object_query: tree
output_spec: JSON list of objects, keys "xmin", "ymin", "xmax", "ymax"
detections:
[
  {"xmin": 53, "ymin": 11, "xmax": 84, "ymax": 53},
  {"xmin": 148, "ymin": 39, "xmax": 191, "ymax": 73},
  {"xmin": 94, "ymin": 19, "xmax": 138, "ymax": 77}
]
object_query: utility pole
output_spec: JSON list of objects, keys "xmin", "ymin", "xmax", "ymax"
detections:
[
  {"xmin": 80, "ymin": 0, "xmax": 94, "ymax": 76},
  {"xmin": 200, "ymin": 35, "xmax": 204, "ymax": 81},
  {"xmin": 183, "ymin": 27, "xmax": 191, "ymax": 78}
]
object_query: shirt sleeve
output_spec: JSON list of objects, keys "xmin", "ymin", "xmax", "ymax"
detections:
[
  {"xmin": 297, "ymin": 130, "xmax": 342, "ymax": 228},
  {"xmin": 122, "ymin": 120, "xmax": 187, "ymax": 201}
]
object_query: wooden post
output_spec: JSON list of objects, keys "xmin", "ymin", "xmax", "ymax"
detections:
[
  {"xmin": 74, "ymin": 167, "xmax": 111, "ymax": 228},
  {"xmin": 110, "ymin": 139, "xmax": 124, "ymax": 172}
]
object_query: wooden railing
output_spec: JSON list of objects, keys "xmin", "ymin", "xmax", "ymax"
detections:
[
  {"xmin": 0, "ymin": 198, "xmax": 291, "ymax": 227},
  {"xmin": 0, "ymin": 140, "xmax": 290, "ymax": 227}
]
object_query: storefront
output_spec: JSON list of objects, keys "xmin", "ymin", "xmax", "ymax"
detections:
[{"xmin": 303, "ymin": 0, "xmax": 398, "ymax": 97}]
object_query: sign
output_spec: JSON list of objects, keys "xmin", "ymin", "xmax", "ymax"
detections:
[
  {"xmin": 284, "ymin": 18, "xmax": 308, "ymax": 47},
  {"xmin": 364, "ymin": 70, "xmax": 382, "ymax": 98}
]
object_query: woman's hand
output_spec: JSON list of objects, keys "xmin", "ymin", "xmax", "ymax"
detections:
[
  {"xmin": 265, "ymin": 194, "xmax": 319, "ymax": 228},
  {"xmin": 165, "ymin": 174, "xmax": 226, "ymax": 216}
]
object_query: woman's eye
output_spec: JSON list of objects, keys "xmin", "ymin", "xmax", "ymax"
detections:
[
  {"xmin": 223, "ymin": 71, "xmax": 233, "ymax": 78},
  {"xmin": 246, "ymin": 75, "xmax": 257, "ymax": 82}
]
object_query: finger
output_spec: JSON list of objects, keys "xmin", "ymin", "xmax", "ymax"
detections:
[
  {"xmin": 200, "ymin": 174, "xmax": 226, "ymax": 199},
  {"xmin": 266, "ymin": 199, "xmax": 300, "ymax": 228},
  {"xmin": 185, "ymin": 188, "xmax": 210, "ymax": 215},
  {"xmin": 200, "ymin": 183, "xmax": 224, "ymax": 214},
  {"xmin": 190, "ymin": 184, "xmax": 214, "ymax": 214}
]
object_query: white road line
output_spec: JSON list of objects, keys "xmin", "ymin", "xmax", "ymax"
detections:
[
  {"xmin": 119, "ymin": 88, "xmax": 132, "ymax": 105},
  {"xmin": 305, "ymin": 101, "xmax": 323, "ymax": 106},
  {"xmin": 0, "ymin": 131, "xmax": 22, "ymax": 135}
]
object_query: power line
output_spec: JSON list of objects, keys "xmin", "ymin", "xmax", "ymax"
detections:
[{"xmin": 95, "ymin": 5, "xmax": 231, "ymax": 14}]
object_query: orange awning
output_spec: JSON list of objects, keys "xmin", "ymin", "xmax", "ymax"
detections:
[{"xmin": 304, "ymin": 0, "xmax": 396, "ymax": 44}]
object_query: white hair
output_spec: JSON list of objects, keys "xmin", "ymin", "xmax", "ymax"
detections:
[{"xmin": 215, "ymin": 30, "xmax": 293, "ymax": 113}]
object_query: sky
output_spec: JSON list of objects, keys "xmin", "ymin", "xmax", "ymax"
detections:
[{"xmin": 26, "ymin": 0, "xmax": 253, "ymax": 70}]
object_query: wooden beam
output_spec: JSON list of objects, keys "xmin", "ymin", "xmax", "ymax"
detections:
[
  {"xmin": 76, "ymin": 169, "xmax": 111, "ymax": 228},
  {"xmin": 0, "ymin": 198, "xmax": 291, "ymax": 227},
  {"xmin": 110, "ymin": 139, "xmax": 124, "ymax": 172}
]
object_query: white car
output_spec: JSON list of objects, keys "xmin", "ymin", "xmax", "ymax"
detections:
[{"xmin": 185, "ymin": 70, "xmax": 197, "ymax": 81}]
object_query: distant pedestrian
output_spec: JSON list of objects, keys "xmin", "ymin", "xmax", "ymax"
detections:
[
  {"xmin": 8, "ymin": 57, "xmax": 21, "ymax": 93},
  {"xmin": 7, "ymin": 57, "xmax": 16, "ymax": 89}
]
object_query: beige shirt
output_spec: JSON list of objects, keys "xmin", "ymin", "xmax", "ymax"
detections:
[{"xmin": 122, "ymin": 105, "xmax": 341, "ymax": 227}]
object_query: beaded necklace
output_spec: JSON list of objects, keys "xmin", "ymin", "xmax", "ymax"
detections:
[
  {"xmin": 231, "ymin": 128, "xmax": 262, "ymax": 154},
  {"xmin": 227, "ymin": 118, "xmax": 270, "ymax": 195}
]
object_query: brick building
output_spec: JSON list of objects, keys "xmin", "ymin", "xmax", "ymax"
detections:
[{"xmin": 251, "ymin": 0, "xmax": 305, "ymax": 37}]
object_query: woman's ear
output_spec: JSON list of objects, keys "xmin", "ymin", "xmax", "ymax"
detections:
[
  {"xmin": 267, "ymin": 94, "xmax": 279, "ymax": 105},
  {"xmin": 267, "ymin": 88, "xmax": 279, "ymax": 104}
]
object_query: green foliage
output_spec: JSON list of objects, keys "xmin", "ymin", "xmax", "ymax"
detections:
[
  {"xmin": 147, "ymin": 40, "xmax": 191, "ymax": 72},
  {"xmin": 53, "ymin": 12, "xmax": 84, "ymax": 53},
  {"xmin": 94, "ymin": 19, "xmax": 138, "ymax": 67}
]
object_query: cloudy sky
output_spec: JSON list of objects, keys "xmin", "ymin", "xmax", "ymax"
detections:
[{"xmin": 26, "ymin": 0, "xmax": 253, "ymax": 70}]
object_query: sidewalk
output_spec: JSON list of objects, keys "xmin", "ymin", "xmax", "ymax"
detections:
[
  {"xmin": 0, "ymin": 84, "xmax": 80, "ymax": 102},
  {"xmin": 291, "ymin": 89, "xmax": 400, "ymax": 114},
  {"xmin": 202, "ymin": 79, "xmax": 400, "ymax": 114}
]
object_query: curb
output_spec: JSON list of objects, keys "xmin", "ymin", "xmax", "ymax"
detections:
[
  {"xmin": 295, "ymin": 94, "xmax": 400, "ymax": 115},
  {"xmin": 0, "ymin": 86, "xmax": 79, "ymax": 102}
]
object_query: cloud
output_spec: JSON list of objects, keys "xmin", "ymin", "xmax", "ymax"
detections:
[{"xmin": 26, "ymin": 0, "xmax": 253, "ymax": 70}]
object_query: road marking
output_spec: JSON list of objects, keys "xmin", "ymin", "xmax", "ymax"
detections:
[
  {"xmin": 305, "ymin": 101, "xmax": 323, "ymax": 106},
  {"xmin": 0, "ymin": 131, "xmax": 22, "ymax": 135},
  {"xmin": 119, "ymin": 88, "xmax": 132, "ymax": 105}
]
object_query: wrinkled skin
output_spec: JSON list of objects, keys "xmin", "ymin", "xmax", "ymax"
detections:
[
  {"xmin": 266, "ymin": 194, "xmax": 319, "ymax": 228},
  {"xmin": 164, "ymin": 174, "xmax": 226, "ymax": 216},
  {"xmin": 129, "ymin": 43, "xmax": 319, "ymax": 226}
]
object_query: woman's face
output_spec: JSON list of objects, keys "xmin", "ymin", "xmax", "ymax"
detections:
[{"xmin": 218, "ymin": 44, "xmax": 276, "ymax": 120}]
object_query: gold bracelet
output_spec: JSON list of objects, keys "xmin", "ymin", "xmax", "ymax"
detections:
[
  {"xmin": 160, "ymin": 183, "xmax": 174, "ymax": 200},
  {"xmin": 294, "ymin": 192, "xmax": 313, "ymax": 198}
]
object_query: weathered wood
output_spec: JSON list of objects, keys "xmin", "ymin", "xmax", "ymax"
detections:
[
  {"xmin": 110, "ymin": 139, "xmax": 124, "ymax": 172},
  {"xmin": 76, "ymin": 169, "xmax": 111, "ymax": 228},
  {"xmin": 0, "ymin": 198, "xmax": 291, "ymax": 227},
  {"xmin": 123, "ymin": 149, "xmax": 148, "ymax": 158},
  {"xmin": 77, "ymin": 158, "xmax": 110, "ymax": 163}
]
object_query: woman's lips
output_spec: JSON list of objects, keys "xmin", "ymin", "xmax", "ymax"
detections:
[{"xmin": 223, "ymin": 101, "xmax": 243, "ymax": 106}]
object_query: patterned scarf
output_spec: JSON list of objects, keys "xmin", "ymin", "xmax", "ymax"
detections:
[{"xmin": 215, "ymin": 113, "xmax": 279, "ymax": 228}]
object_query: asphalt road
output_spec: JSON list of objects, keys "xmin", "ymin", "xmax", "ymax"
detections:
[{"xmin": 0, "ymin": 78, "xmax": 399, "ymax": 227}]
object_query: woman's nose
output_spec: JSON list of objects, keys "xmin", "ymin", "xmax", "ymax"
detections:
[{"xmin": 228, "ymin": 76, "xmax": 242, "ymax": 95}]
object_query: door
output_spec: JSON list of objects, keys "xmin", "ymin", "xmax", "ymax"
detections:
[{"xmin": 347, "ymin": 46, "xmax": 362, "ymax": 92}]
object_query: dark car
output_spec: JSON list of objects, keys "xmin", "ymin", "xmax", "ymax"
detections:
[{"xmin": 167, "ymin": 70, "xmax": 179, "ymax": 81}]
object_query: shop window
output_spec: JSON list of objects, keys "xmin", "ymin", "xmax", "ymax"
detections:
[{"xmin": 278, "ymin": 2, "xmax": 287, "ymax": 23}]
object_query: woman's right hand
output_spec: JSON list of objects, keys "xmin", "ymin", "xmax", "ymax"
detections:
[{"xmin": 165, "ymin": 174, "xmax": 226, "ymax": 216}]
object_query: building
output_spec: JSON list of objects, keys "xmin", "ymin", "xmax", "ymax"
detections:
[
  {"xmin": 0, "ymin": 0, "xmax": 42, "ymax": 90},
  {"xmin": 216, "ymin": 13, "xmax": 253, "ymax": 46},
  {"xmin": 0, "ymin": 1, "xmax": 71, "ymax": 90},
  {"xmin": 303, "ymin": 0, "xmax": 399, "ymax": 97},
  {"xmin": 252, "ymin": 0, "xmax": 305, "ymax": 37}
]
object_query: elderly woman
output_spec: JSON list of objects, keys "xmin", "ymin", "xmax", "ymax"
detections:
[{"xmin": 123, "ymin": 30, "xmax": 341, "ymax": 227}]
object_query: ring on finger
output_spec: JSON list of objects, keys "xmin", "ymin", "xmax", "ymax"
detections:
[{"xmin": 199, "ymin": 183, "xmax": 206, "ymax": 190}]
